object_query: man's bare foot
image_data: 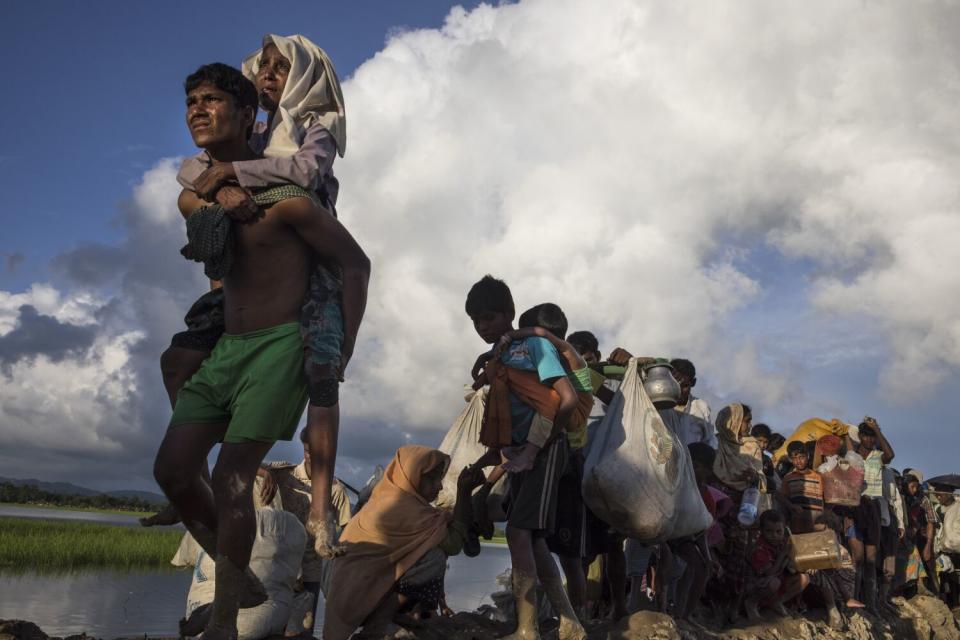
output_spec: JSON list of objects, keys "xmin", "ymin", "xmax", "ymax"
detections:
[
  {"xmin": 179, "ymin": 604, "xmax": 212, "ymax": 637},
  {"xmin": 827, "ymin": 606, "xmax": 844, "ymax": 630},
  {"xmin": 501, "ymin": 443, "xmax": 538, "ymax": 473},
  {"xmin": 139, "ymin": 503, "xmax": 181, "ymax": 527},
  {"xmin": 771, "ymin": 601, "xmax": 789, "ymax": 617},
  {"xmin": 557, "ymin": 618, "xmax": 588, "ymax": 640},
  {"xmin": 307, "ymin": 512, "xmax": 345, "ymax": 559},
  {"xmin": 238, "ymin": 568, "xmax": 268, "ymax": 609}
]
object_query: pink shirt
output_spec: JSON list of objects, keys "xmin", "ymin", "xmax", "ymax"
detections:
[{"xmin": 177, "ymin": 121, "xmax": 339, "ymax": 206}]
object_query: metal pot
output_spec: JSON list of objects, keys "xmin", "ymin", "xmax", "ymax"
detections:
[{"xmin": 641, "ymin": 362, "xmax": 681, "ymax": 409}]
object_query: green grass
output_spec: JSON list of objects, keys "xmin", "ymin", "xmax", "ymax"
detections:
[
  {"xmin": 0, "ymin": 516, "xmax": 183, "ymax": 573},
  {"xmin": 1, "ymin": 501, "xmax": 159, "ymax": 517}
]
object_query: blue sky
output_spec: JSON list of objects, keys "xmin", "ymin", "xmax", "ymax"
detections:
[
  {"xmin": 0, "ymin": 0, "xmax": 957, "ymax": 491},
  {"xmin": 0, "ymin": 0, "xmax": 480, "ymax": 289}
]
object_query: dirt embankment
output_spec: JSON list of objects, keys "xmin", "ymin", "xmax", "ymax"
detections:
[{"xmin": 2, "ymin": 596, "xmax": 958, "ymax": 640}]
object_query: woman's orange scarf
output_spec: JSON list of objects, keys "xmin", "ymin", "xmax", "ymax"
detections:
[{"xmin": 324, "ymin": 445, "xmax": 452, "ymax": 640}]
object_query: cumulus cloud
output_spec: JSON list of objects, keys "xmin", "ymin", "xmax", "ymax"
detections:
[
  {"xmin": 2, "ymin": 0, "xmax": 959, "ymax": 488},
  {"xmin": 0, "ymin": 305, "xmax": 97, "ymax": 367},
  {"xmin": 338, "ymin": 0, "xmax": 960, "ymax": 426}
]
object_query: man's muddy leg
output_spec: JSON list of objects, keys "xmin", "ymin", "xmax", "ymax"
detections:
[
  {"xmin": 607, "ymin": 539, "xmax": 628, "ymax": 620},
  {"xmin": 305, "ymin": 361, "xmax": 343, "ymax": 559},
  {"xmin": 146, "ymin": 347, "xmax": 212, "ymax": 529},
  {"xmin": 153, "ymin": 421, "xmax": 225, "ymax": 553},
  {"xmin": 205, "ymin": 440, "xmax": 274, "ymax": 638}
]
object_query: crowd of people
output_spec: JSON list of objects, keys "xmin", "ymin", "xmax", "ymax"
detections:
[{"xmin": 151, "ymin": 30, "xmax": 959, "ymax": 640}]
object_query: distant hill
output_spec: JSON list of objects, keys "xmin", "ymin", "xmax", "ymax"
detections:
[{"xmin": 0, "ymin": 476, "xmax": 166, "ymax": 505}]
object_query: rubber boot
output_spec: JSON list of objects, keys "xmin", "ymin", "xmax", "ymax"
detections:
[
  {"xmin": 500, "ymin": 569, "xmax": 541, "ymax": 640},
  {"xmin": 541, "ymin": 575, "xmax": 588, "ymax": 640}
]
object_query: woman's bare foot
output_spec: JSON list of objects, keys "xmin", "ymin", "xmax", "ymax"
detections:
[
  {"xmin": 845, "ymin": 598, "xmax": 866, "ymax": 609},
  {"xmin": 307, "ymin": 511, "xmax": 345, "ymax": 559}
]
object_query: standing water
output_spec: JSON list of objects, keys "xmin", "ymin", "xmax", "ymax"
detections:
[{"xmin": 0, "ymin": 507, "xmax": 511, "ymax": 637}]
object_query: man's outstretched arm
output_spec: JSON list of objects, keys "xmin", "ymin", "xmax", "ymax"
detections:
[{"xmin": 277, "ymin": 199, "xmax": 371, "ymax": 377}]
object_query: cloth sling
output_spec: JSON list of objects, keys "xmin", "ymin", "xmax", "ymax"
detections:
[
  {"xmin": 480, "ymin": 358, "xmax": 592, "ymax": 448},
  {"xmin": 180, "ymin": 184, "xmax": 317, "ymax": 280}
]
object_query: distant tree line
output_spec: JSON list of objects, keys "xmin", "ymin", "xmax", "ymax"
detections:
[{"xmin": 0, "ymin": 482, "xmax": 166, "ymax": 513}]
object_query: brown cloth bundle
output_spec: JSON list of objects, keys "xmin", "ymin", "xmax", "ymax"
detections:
[{"xmin": 479, "ymin": 358, "xmax": 592, "ymax": 448}]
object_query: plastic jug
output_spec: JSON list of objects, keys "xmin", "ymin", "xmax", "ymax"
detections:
[{"xmin": 738, "ymin": 486, "xmax": 760, "ymax": 526}]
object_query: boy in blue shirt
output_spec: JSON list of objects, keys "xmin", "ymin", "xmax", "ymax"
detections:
[{"xmin": 465, "ymin": 275, "xmax": 586, "ymax": 640}]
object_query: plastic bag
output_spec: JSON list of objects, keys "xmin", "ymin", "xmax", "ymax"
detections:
[
  {"xmin": 582, "ymin": 358, "xmax": 712, "ymax": 543},
  {"xmin": 436, "ymin": 387, "xmax": 490, "ymax": 509},
  {"xmin": 818, "ymin": 453, "xmax": 864, "ymax": 507}
]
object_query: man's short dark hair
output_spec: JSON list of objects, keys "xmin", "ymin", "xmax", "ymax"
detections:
[
  {"xmin": 787, "ymin": 441, "xmax": 807, "ymax": 456},
  {"xmin": 567, "ymin": 330, "xmax": 599, "ymax": 356},
  {"xmin": 751, "ymin": 423, "xmax": 772, "ymax": 439},
  {"xmin": 518, "ymin": 303, "xmax": 568, "ymax": 340},
  {"xmin": 185, "ymin": 63, "xmax": 259, "ymax": 111},
  {"xmin": 670, "ymin": 358, "xmax": 696, "ymax": 382},
  {"xmin": 858, "ymin": 422, "xmax": 877, "ymax": 438},
  {"xmin": 465, "ymin": 275, "xmax": 514, "ymax": 317},
  {"xmin": 768, "ymin": 432, "xmax": 786, "ymax": 451},
  {"xmin": 688, "ymin": 442, "xmax": 716, "ymax": 468}
]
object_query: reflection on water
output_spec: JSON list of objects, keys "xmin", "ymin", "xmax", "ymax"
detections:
[
  {"xmin": 0, "ymin": 569, "xmax": 192, "ymax": 637},
  {"xmin": 0, "ymin": 543, "xmax": 511, "ymax": 637},
  {"xmin": 0, "ymin": 504, "xmax": 159, "ymax": 528}
]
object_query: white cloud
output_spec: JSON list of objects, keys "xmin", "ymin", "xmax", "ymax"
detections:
[
  {"xmin": 337, "ymin": 0, "xmax": 960, "ymax": 429},
  {"xmin": 2, "ymin": 0, "xmax": 959, "ymax": 487}
]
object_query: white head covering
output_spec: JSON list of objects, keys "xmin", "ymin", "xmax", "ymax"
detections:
[{"xmin": 242, "ymin": 34, "xmax": 346, "ymax": 158}]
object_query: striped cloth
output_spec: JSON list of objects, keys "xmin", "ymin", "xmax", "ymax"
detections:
[
  {"xmin": 782, "ymin": 468, "xmax": 824, "ymax": 534},
  {"xmin": 862, "ymin": 449, "xmax": 884, "ymax": 498},
  {"xmin": 181, "ymin": 184, "xmax": 319, "ymax": 280}
]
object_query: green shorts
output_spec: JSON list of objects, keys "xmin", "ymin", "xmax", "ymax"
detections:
[{"xmin": 169, "ymin": 322, "xmax": 308, "ymax": 443}]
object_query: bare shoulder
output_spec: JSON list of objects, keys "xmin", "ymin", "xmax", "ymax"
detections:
[
  {"xmin": 177, "ymin": 189, "xmax": 209, "ymax": 219},
  {"xmin": 269, "ymin": 196, "xmax": 335, "ymax": 226}
]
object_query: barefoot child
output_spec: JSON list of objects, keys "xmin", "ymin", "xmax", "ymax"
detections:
[
  {"xmin": 165, "ymin": 34, "xmax": 357, "ymax": 558},
  {"xmin": 744, "ymin": 510, "xmax": 809, "ymax": 621}
]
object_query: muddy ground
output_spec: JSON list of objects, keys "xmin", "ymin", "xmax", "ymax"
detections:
[{"xmin": 2, "ymin": 595, "xmax": 959, "ymax": 640}]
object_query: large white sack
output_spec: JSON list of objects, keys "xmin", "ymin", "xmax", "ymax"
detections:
[
  {"xmin": 436, "ymin": 386, "xmax": 489, "ymax": 509},
  {"xmin": 183, "ymin": 508, "xmax": 307, "ymax": 640},
  {"xmin": 435, "ymin": 385, "xmax": 509, "ymax": 521},
  {"xmin": 583, "ymin": 358, "xmax": 712, "ymax": 544}
]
